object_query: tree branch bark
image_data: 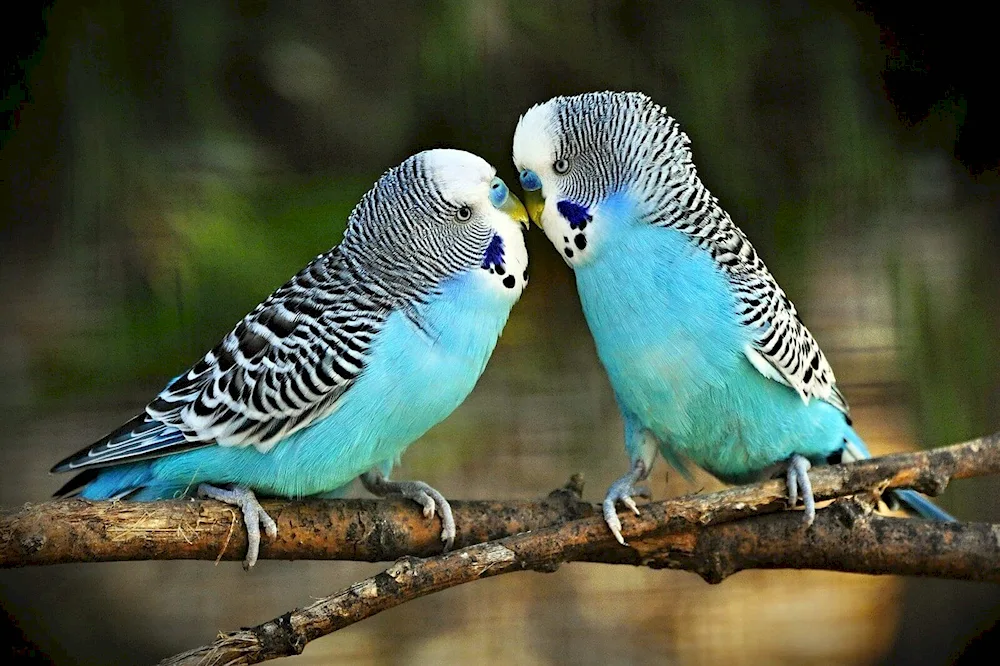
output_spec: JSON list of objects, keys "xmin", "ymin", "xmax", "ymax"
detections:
[
  {"xmin": 2, "ymin": 432, "xmax": 997, "ymax": 568},
  {"xmin": 2, "ymin": 433, "xmax": 998, "ymax": 665},
  {"xmin": 158, "ymin": 494, "xmax": 1000, "ymax": 666}
]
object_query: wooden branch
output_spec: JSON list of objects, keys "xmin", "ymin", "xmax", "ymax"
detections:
[
  {"xmin": 0, "ymin": 494, "xmax": 592, "ymax": 568},
  {"xmin": 628, "ymin": 496, "xmax": 1000, "ymax": 581},
  {"xmin": 159, "ymin": 496, "xmax": 1000, "ymax": 666},
  {"xmin": 3, "ymin": 432, "xmax": 998, "ymax": 568},
  {"xmin": 165, "ymin": 433, "xmax": 1000, "ymax": 665},
  {"xmin": 2, "ymin": 433, "xmax": 997, "ymax": 665}
]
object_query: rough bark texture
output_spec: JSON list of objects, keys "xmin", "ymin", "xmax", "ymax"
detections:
[
  {"xmin": 3, "ymin": 433, "xmax": 997, "ymax": 568},
  {"xmin": 150, "ymin": 434, "xmax": 1000, "ymax": 666},
  {"xmin": 158, "ymin": 495, "xmax": 1000, "ymax": 666},
  {"xmin": 4, "ymin": 434, "xmax": 999, "ymax": 665}
]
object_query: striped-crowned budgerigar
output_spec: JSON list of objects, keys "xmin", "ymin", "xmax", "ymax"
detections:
[
  {"xmin": 512, "ymin": 92, "xmax": 953, "ymax": 544},
  {"xmin": 51, "ymin": 149, "xmax": 530, "ymax": 567}
]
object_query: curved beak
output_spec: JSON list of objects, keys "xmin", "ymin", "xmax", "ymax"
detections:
[
  {"xmin": 518, "ymin": 169, "xmax": 545, "ymax": 228},
  {"xmin": 497, "ymin": 190, "xmax": 530, "ymax": 230},
  {"xmin": 522, "ymin": 189, "xmax": 545, "ymax": 228}
]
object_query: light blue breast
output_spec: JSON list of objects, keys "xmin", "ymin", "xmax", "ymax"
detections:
[
  {"xmin": 81, "ymin": 269, "xmax": 514, "ymax": 500},
  {"xmin": 576, "ymin": 194, "xmax": 849, "ymax": 483}
]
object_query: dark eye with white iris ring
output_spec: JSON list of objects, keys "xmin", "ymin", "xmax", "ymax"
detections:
[
  {"xmin": 553, "ymin": 158, "xmax": 570, "ymax": 174},
  {"xmin": 456, "ymin": 205, "xmax": 472, "ymax": 222}
]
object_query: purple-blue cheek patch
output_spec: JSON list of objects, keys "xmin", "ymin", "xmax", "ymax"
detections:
[
  {"xmin": 556, "ymin": 200, "xmax": 592, "ymax": 230},
  {"xmin": 481, "ymin": 234, "xmax": 505, "ymax": 271},
  {"xmin": 481, "ymin": 234, "xmax": 518, "ymax": 288}
]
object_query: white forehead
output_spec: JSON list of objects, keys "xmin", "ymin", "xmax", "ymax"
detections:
[
  {"xmin": 512, "ymin": 102, "xmax": 557, "ymax": 168},
  {"xmin": 420, "ymin": 149, "xmax": 496, "ymax": 200}
]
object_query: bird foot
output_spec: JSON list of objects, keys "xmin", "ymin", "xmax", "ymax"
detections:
[
  {"xmin": 361, "ymin": 470, "xmax": 456, "ymax": 551},
  {"xmin": 785, "ymin": 454, "xmax": 815, "ymax": 526},
  {"xmin": 603, "ymin": 460, "xmax": 651, "ymax": 546},
  {"xmin": 197, "ymin": 483, "xmax": 277, "ymax": 570}
]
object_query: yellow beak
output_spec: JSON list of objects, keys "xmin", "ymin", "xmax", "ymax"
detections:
[
  {"xmin": 522, "ymin": 189, "xmax": 545, "ymax": 228},
  {"xmin": 498, "ymin": 190, "xmax": 530, "ymax": 230}
]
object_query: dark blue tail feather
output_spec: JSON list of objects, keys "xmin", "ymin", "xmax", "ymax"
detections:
[
  {"xmin": 888, "ymin": 488, "xmax": 956, "ymax": 522},
  {"xmin": 842, "ymin": 427, "xmax": 954, "ymax": 521}
]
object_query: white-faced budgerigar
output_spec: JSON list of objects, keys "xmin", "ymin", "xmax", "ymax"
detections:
[
  {"xmin": 512, "ymin": 91, "xmax": 953, "ymax": 544},
  {"xmin": 51, "ymin": 149, "xmax": 530, "ymax": 567}
]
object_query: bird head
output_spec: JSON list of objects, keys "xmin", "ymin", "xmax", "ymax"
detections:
[
  {"xmin": 512, "ymin": 91, "xmax": 694, "ymax": 267},
  {"xmin": 345, "ymin": 149, "xmax": 529, "ymax": 296}
]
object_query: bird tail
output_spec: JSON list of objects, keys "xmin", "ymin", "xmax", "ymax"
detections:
[
  {"xmin": 842, "ymin": 428, "xmax": 955, "ymax": 522},
  {"xmin": 53, "ymin": 463, "xmax": 154, "ymax": 500},
  {"xmin": 888, "ymin": 488, "xmax": 956, "ymax": 522}
]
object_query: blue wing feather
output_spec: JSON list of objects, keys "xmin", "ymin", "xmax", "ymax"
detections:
[{"xmin": 50, "ymin": 414, "xmax": 203, "ymax": 474}]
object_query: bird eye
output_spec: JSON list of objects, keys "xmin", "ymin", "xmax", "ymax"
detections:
[
  {"xmin": 456, "ymin": 205, "xmax": 472, "ymax": 222},
  {"xmin": 553, "ymin": 158, "xmax": 570, "ymax": 174}
]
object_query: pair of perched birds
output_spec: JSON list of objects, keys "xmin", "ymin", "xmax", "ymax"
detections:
[{"xmin": 51, "ymin": 91, "xmax": 953, "ymax": 568}]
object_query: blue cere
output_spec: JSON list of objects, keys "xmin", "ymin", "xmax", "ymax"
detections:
[
  {"xmin": 519, "ymin": 169, "xmax": 542, "ymax": 191},
  {"xmin": 489, "ymin": 177, "xmax": 509, "ymax": 208}
]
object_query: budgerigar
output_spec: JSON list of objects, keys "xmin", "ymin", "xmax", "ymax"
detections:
[
  {"xmin": 51, "ymin": 149, "xmax": 530, "ymax": 567},
  {"xmin": 512, "ymin": 92, "xmax": 953, "ymax": 544}
]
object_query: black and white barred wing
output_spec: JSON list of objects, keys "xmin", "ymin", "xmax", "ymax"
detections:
[
  {"xmin": 153, "ymin": 252, "xmax": 379, "ymax": 450},
  {"xmin": 615, "ymin": 92, "xmax": 850, "ymax": 417},
  {"xmin": 731, "ymin": 265, "xmax": 849, "ymax": 416},
  {"xmin": 679, "ymin": 199, "xmax": 850, "ymax": 416},
  {"xmin": 651, "ymin": 197, "xmax": 849, "ymax": 416},
  {"xmin": 53, "ymin": 251, "xmax": 384, "ymax": 472}
]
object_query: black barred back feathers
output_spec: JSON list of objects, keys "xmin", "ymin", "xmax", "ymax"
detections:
[
  {"xmin": 545, "ymin": 92, "xmax": 848, "ymax": 415},
  {"xmin": 53, "ymin": 152, "xmax": 497, "ymax": 473}
]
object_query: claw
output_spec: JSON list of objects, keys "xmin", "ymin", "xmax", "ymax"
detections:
[
  {"xmin": 361, "ymin": 470, "xmax": 456, "ymax": 550},
  {"xmin": 411, "ymin": 492, "xmax": 436, "ymax": 519},
  {"xmin": 622, "ymin": 495, "xmax": 640, "ymax": 516},
  {"xmin": 786, "ymin": 464, "xmax": 798, "ymax": 508},
  {"xmin": 602, "ymin": 459, "xmax": 650, "ymax": 546},
  {"xmin": 603, "ymin": 503, "xmax": 626, "ymax": 546},
  {"xmin": 786, "ymin": 454, "xmax": 815, "ymax": 526},
  {"xmin": 197, "ymin": 483, "xmax": 276, "ymax": 570}
]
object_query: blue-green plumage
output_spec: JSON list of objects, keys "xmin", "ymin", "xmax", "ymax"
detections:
[
  {"xmin": 578, "ymin": 193, "xmax": 849, "ymax": 483},
  {"xmin": 513, "ymin": 91, "xmax": 953, "ymax": 541},
  {"xmin": 52, "ymin": 149, "xmax": 531, "ymax": 566},
  {"xmin": 77, "ymin": 268, "xmax": 515, "ymax": 501}
]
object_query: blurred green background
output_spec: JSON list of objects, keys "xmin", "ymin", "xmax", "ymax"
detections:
[{"xmin": 2, "ymin": 1, "xmax": 999, "ymax": 664}]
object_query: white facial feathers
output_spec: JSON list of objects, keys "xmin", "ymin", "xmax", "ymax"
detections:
[
  {"xmin": 418, "ymin": 149, "xmax": 528, "ymax": 297},
  {"xmin": 512, "ymin": 103, "xmax": 558, "ymax": 178},
  {"xmin": 421, "ymin": 149, "xmax": 497, "ymax": 203},
  {"xmin": 513, "ymin": 91, "xmax": 695, "ymax": 200}
]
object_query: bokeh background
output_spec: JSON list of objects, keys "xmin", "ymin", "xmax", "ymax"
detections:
[{"xmin": 3, "ymin": 1, "xmax": 999, "ymax": 664}]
